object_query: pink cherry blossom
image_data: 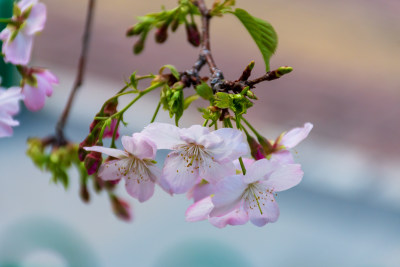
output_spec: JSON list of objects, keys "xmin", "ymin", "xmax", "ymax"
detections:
[
  {"xmin": 0, "ymin": 0, "xmax": 46, "ymax": 65},
  {"xmin": 141, "ymin": 122, "xmax": 249, "ymax": 194},
  {"xmin": 22, "ymin": 68, "xmax": 58, "ymax": 111},
  {"xmin": 0, "ymin": 86, "xmax": 23, "ymax": 138},
  {"xmin": 269, "ymin": 122, "xmax": 313, "ymax": 164},
  {"xmin": 84, "ymin": 134, "xmax": 160, "ymax": 202},
  {"xmin": 210, "ymin": 158, "xmax": 303, "ymax": 227}
]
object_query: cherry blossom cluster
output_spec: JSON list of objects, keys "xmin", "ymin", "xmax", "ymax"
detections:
[
  {"xmin": 84, "ymin": 122, "xmax": 312, "ymax": 227},
  {"xmin": 0, "ymin": 0, "xmax": 57, "ymax": 137}
]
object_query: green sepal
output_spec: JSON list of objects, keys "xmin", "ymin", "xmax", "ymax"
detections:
[
  {"xmin": 195, "ymin": 81, "xmax": 214, "ymax": 100},
  {"xmin": 159, "ymin": 64, "xmax": 180, "ymax": 80}
]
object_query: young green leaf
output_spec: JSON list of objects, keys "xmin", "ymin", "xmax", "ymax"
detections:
[
  {"xmin": 214, "ymin": 92, "xmax": 232, "ymax": 109},
  {"xmin": 195, "ymin": 82, "xmax": 214, "ymax": 100},
  {"xmin": 184, "ymin": 94, "xmax": 200, "ymax": 110},
  {"xmin": 159, "ymin": 64, "xmax": 180, "ymax": 80},
  {"xmin": 230, "ymin": 8, "xmax": 278, "ymax": 72}
]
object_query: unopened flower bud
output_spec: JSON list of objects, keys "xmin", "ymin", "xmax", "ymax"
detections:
[
  {"xmin": 185, "ymin": 23, "xmax": 200, "ymax": 47},
  {"xmin": 84, "ymin": 151, "xmax": 102, "ymax": 175},
  {"xmin": 257, "ymin": 135, "xmax": 273, "ymax": 155},
  {"xmin": 78, "ymin": 134, "xmax": 96, "ymax": 161},
  {"xmin": 126, "ymin": 24, "xmax": 143, "ymax": 36},
  {"xmin": 80, "ymin": 181, "xmax": 90, "ymax": 203},
  {"xmin": 103, "ymin": 98, "xmax": 118, "ymax": 116},
  {"xmin": 247, "ymin": 134, "xmax": 266, "ymax": 160},
  {"xmin": 110, "ymin": 195, "xmax": 132, "ymax": 222},
  {"xmin": 155, "ymin": 23, "xmax": 169, "ymax": 43},
  {"xmin": 133, "ymin": 39, "xmax": 145, "ymax": 55},
  {"xmin": 171, "ymin": 19, "xmax": 179, "ymax": 32}
]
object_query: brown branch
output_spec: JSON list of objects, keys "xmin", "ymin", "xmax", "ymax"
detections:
[
  {"xmin": 193, "ymin": 0, "xmax": 223, "ymax": 86},
  {"xmin": 55, "ymin": 0, "xmax": 96, "ymax": 145}
]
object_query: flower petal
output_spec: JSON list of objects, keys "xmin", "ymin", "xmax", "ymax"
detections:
[
  {"xmin": 243, "ymin": 158, "xmax": 280, "ymax": 184},
  {"xmin": 263, "ymin": 164, "xmax": 303, "ymax": 192},
  {"xmin": 187, "ymin": 180, "xmax": 215, "ymax": 202},
  {"xmin": 209, "ymin": 128, "xmax": 249, "ymax": 163},
  {"xmin": 125, "ymin": 175, "xmax": 155, "ymax": 203},
  {"xmin": 160, "ymin": 151, "xmax": 199, "ymax": 194},
  {"xmin": 179, "ymin": 125, "xmax": 211, "ymax": 144},
  {"xmin": 248, "ymin": 194, "xmax": 280, "ymax": 227},
  {"xmin": 0, "ymin": 87, "xmax": 23, "ymax": 115},
  {"xmin": 122, "ymin": 134, "xmax": 157, "ymax": 160},
  {"xmin": 2, "ymin": 31, "xmax": 33, "ymax": 65},
  {"xmin": 270, "ymin": 150, "xmax": 294, "ymax": 164},
  {"xmin": 200, "ymin": 158, "xmax": 235, "ymax": 184},
  {"xmin": 22, "ymin": 83, "xmax": 45, "ymax": 111},
  {"xmin": 84, "ymin": 146, "xmax": 128, "ymax": 159},
  {"xmin": 97, "ymin": 159, "xmax": 124, "ymax": 181},
  {"xmin": 19, "ymin": 0, "xmax": 39, "ymax": 12},
  {"xmin": 24, "ymin": 2, "xmax": 46, "ymax": 35},
  {"xmin": 280, "ymin": 122, "xmax": 313, "ymax": 149},
  {"xmin": 185, "ymin": 196, "xmax": 214, "ymax": 222},
  {"xmin": 209, "ymin": 204, "xmax": 249, "ymax": 228},
  {"xmin": 141, "ymin": 122, "xmax": 184, "ymax": 149},
  {"xmin": 210, "ymin": 175, "xmax": 246, "ymax": 217}
]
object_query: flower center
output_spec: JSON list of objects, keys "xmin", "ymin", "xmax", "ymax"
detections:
[
  {"xmin": 179, "ymin": 143, "xmax": 207, "ymax": 168},
  {"xmin": 118, "ymin": 156, "xmax": 153, "ymax": 183},
  {"xmin": 242, "ymin": 183, "xmax": 275, "ymax": 215}
]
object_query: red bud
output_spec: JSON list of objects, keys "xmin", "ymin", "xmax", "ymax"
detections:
[
  {"xmin": 84, "ymin": 151, "xmax": 102, "ymax": 175},
  {"xmin": 185, "ymin": 23, "xmax": 200, "ymax": 47}
]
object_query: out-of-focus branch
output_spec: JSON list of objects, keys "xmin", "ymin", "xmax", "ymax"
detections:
[{"xmin": 55, "ymin": 0, "xmax": 96, "ymax": 145}]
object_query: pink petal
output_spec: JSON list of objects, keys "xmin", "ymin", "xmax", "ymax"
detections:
[
  {"xmin": 0, "ymin": 87, "xmax": 23, "ymax": 115},
  {"xmin": 160, "ymin": 151, "xmax": 199, "ymax": 194},
  {"xmin": 125, "ymin": 176, "xmax": 155, "ymax": 203},
  {"xmin": 187, "ymin": 181, "xmax": 215, "ymax": 202},
  {"xmin": 209, "ymin": 128, "xmax": 249, "ymax": 164},
  {"xmin": 209, "ymin": 205, "xmax": 249, "ymax": 228},
  {"xmin": 35, "ymin": 69, "xmax": 58, "ymax": 97},
  {"xmin": 122, "ymin": 134, "xmax": 156, "ymax": 160},
  {"xmin": 23, "ymin": 3, "xmax": 46, "ymax": 35},
  {"xmin": 243, "ymin": 158, "xmax": 280, "ymax": 184},
  {"xmin": 22, "ymin": 83, "xmax": 45, "ymax": 111},
  {"xmin": 185, "ymin": 196, "xmax": 214, "ymax": 222},
  {"xmin": 97, "ymin": 160, "xmax": 124, "ymax": 181},
  {"xmin": 141, "ymin": 122, "xmax": 184, "ymax": 149},
  {"xmin": 0, "ymin": 113, "xmax": 19, "ymax": 138},
  {"xmin": 280, "ymin": 123, "xmax": 313, "ymax": 149},
  {"xmin": 270, "ymin": 150, "xmax": 294, "ymax": 164},
  {"xmin": 262, "ymin": 164, "xmax": 303, "ymax": 192},
  {"xmin": 84, "ymin": 146, "xmax": 128, "ymax": 159},
  {"xmin": 18, "ymin": 0, "xmax": 39, "ymax": 12},
  {"xmin": 247, "ymin": 195, "xmax": 280, "ymax": 227},
  {"xmin": 210, "ymin": 175, "xmax": 246, "ymax": 217},
  {"xmin": 2, "ymin": 31, "xmax": 33, "ymax": 65}
]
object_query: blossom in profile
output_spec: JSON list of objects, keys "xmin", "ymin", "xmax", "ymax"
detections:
[
  {"xmin": 141, "ymin": 122, "xmax": 248, "ymax": 194},
  {"xmin": 210, "ymin": 158, "xmax": 303, "ymax": 227},
  {"xmin": 84, "ymin": 134, "xmax": 160, "ymax": 202},
  {"xmin": 0, "ymin": 0, "xmax": 47, "ymax": 65},
  {"xmin": 0, "ymin": 86, "xmax": 24, "ymax": 138},
  {"xmin": 21, "ymin": 68, "xmax": 58, "ymax": 111},
  {"xmin": 267, "ymin": 123, "xmax": 313, "ymax": 164}
]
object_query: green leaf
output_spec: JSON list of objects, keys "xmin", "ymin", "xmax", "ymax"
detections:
[
  {"xmin": 183, "ymin": 94, "xmax": 200, "ymax": 110},
  {"xmin": 195, "ymin": 82, "xmax": 214, "ymax": 100},
  {"xmin": 159, "ymin": 64, "xmax": 180, "ymax": 80},
  {"xmin": 130, "ymin": 71, "xmax": 138, "ymax": 89},
  {"xmin": 230, "ymin": 8, "xmax": 278, "ymax": 72},
  {"xmin": 214, "ymin": 92, "xmax": 232, "ymax": 109}
]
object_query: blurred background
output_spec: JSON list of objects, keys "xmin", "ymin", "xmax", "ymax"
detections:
[{"xmin": 0, "ymin": 0, "xmax": 399, "ymax": 266}]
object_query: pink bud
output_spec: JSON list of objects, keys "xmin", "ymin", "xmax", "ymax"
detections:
[
  {"xmin": 84, "ymin": 151, "xmax": 102, "ymax": 175},
  {"xmin": 185, "ymin": 23, "xmax": 200, "ymax": 47},
  {"xmin": 110, "ymin": 195, "xmax": 133, "ymax": 222}
]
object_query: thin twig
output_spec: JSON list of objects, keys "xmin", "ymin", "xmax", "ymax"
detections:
[{"xmin": 55, "ymin": 0, "xmax": 96, "ymax": 145}]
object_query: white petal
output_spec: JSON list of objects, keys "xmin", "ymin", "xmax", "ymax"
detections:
[
  {"xmin": 200, "ymin": 158, "xmax": 235, "ymax": 184},
  {"xmin": 280, "ymin": 123, "xmax": 313, "ymax": 149},
  {"xmin": 160, "ymin": 151, "xmax": 199, "ymax": 194},
  {"xmin": 243, "ymin": 158, "xmax": 280, "ymax": 184},
  {"xmin": 179, "ymin": 124, "xmax": 211, "ymax": 144},
  {"xmin": 210, "ymin": 175, "xmax": 246, "ymax": 217},
  {"xmin": 270, "ymin": 150, "xmax": 294, "ymax": 164},
  {"xmin": 185, "ymin": 196, "xmax": 214, "ymax": 222},
  {"xmin": 84, "ymin": 146, "xmax": 128, "ymax": 159},
  {"xmin": 141, "ymin": 122, "xmax": 184, "ymax": 149},
  {"xmin": 187, "ymin": 181, "xmax": 215, "ymax": 202},
  {"xmin": 209, "ymin": 128, "xmax": 249, "ymax": 164},
  {"xmin": 263, "ymin": 164, "xmax": 303, "ymax": 192},
  {"xmin": 2, "ymin": 31, "xmax": 33, "ymax": 65}
]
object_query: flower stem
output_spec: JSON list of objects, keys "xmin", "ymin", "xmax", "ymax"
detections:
[
  {"xmin": 242, "ymin": 117, "xmax": 260, "ymax": 137},
  {"xmin": 150, "ymin": 101, "xmax": 161, "ymax": 123},
  {"xmin": 238, "ymin": 157, "xmax": 246, "ymax": 175},
  {"xmin": 110, "ymin": 115, "xmax": 122, "ymax": 148},
  {"xmin": 203, "ymin": 119, "xmax": 209, "ymax": 127}
]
